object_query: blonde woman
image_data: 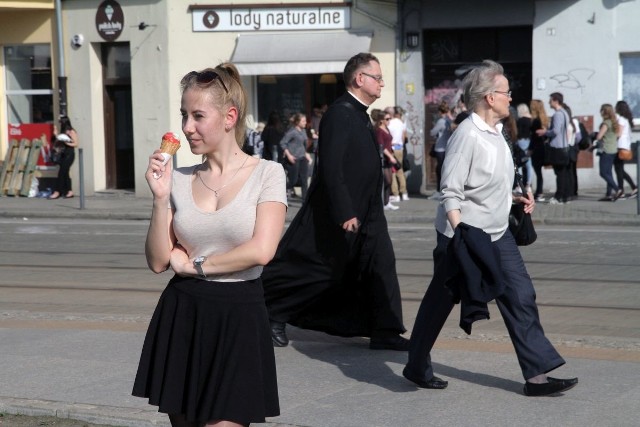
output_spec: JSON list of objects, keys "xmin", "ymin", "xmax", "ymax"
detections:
[
  {"xmin": 132, "ymin": 64, "xmax": 287, "ymax": 426},
  {"xmin": 529, "ymin": 99, "xmax": 550, "ymax": 201},
  {"xmin": 595, "ymin": 104, "xmax": 621, "ymax": 201}
]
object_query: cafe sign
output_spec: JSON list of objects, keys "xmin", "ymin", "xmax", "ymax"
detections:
[
  {"xmin": 191, "ymin": 3, "xmax": 351, "ymax": 32},
  {"xmin": 96, "ymin": 0, "xmax": 124, "ymax": 41}
]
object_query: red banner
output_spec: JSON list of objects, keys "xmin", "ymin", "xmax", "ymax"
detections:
[{"xmin": 7, "ymin": 123, "xmax": 54, "ymax": 166}]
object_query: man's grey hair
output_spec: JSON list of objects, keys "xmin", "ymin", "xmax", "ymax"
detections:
[{"xmin": 462, "ymin": 60, "xmax": 504, "ymax": 112}]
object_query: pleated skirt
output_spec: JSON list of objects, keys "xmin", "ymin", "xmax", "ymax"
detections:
[{"xmin": 132, "ymin": 275, "xmax": 280, "ymax": 424}]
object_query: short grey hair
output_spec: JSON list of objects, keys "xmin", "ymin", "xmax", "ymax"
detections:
[{"xmin": 462, "ymin": 60, "xmax": 504, "ymax": 112}]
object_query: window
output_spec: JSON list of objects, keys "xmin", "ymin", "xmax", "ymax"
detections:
[
  {"xmin": 4, "ymin": 44, "xmax": 53, "ymax": 123},
  {"xmin": 621, "ymin": 54, "xmax": 640, "ymax": 125}
]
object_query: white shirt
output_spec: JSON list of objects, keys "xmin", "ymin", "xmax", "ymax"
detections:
[
  {"xmin": 617, "ymin": 114, "xmax": 632, "ymax": 150},
  {"xmin": 435, "ymin": 113, "xmax": 513, "ymax": 242},
  {"xmin": 387, "ymin": 118, "xmax": 405, "ymax": 150}
]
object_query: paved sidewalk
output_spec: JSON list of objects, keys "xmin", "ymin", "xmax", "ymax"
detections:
[
  {"xmin": 1, "ymin": 187, "xmax": 640, "ymax": 225},
  {"xmin": 1, "ymin": 187, "xmax": 639, "ymax": 426}
]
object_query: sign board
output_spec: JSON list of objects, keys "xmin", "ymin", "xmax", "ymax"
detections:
[
  {"xmin": 192, "ymin": 6, "xmax": 351, "ymax": 32},
  {"xmin": 8, "ymin": 123, "xmax": 54, "ymax": 167},
  {"xmin": 96, "ymin": 0, "xmax": 124, "ymax": 41}
]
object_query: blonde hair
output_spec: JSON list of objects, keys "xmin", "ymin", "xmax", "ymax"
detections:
[
  {"xmin": 517, "ymin": 103, "xmax": 531, "ymax": 118},
  {"xmin": 600, "ymin": 104, "xmax": 619, "ymax": 134},
  {"xmin": 530, "ymin": 99, "xmax": 549, "ymax": 129},
  {"xmin": 180, "ymin": 63, "xmax": 247, "ymax": 148}
]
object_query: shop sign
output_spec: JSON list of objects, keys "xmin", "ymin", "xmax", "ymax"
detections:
[
  {"xmin": 96, "ymin": 0, "xmax": 124, "ymax": 41},
  {"xmin": 192, "ymin": 5, "xmax": 350, "ymax": 32},
  {"xmin": 8, "ymin": 123, "xmax": 54, "ymax": 167}
]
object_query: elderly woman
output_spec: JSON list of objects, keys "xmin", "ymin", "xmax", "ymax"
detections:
[
  {"xmin": 132, "ymin": 63, "xmax": 286, "ymax": 426},
  {"xmin": 403, "ymin": 60, "xmax": 577, "ymax": 397}
]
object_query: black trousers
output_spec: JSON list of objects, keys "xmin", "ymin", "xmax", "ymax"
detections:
[
  {"xmin": 553, "ymin": 164, "xmax": 571, "ymax": 202},
  {"xmin": 406, "ymin": 231, "xmax": 564, "ymax": 381},
  {"xmin": 613, "ymin": 155, "xmax": 637, "ymax": 193},
  {"xmin": 54, "ymin": 149, "xmax": 75, "ymax": 195},
  {"xmin": 285, "ymin": 157, "xmax": 310, "ymax": 200}
]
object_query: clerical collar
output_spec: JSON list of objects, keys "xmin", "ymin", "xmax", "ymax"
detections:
[{"xmin": 347, "ymin": 91, "xmax": 370, "ymax": 108}]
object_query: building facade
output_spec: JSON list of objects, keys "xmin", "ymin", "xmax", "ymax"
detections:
[{"xmin": 2, "ymin": 0, "xmax": 638, "ymax": 198}]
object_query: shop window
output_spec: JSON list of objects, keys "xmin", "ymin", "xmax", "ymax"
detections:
[
  {"xmin": 423, "ymin": 27, "xmax": 532, "ymax": 108},
  {"xmin": 621, "ymin": 53, "xmax": 640, "ymax": 126},
  {"xmin": 4, "ymin": 44, "xmax": 53, "ymax": 123}
]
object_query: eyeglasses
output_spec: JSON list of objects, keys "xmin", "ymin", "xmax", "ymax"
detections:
[
  {"xmin": 361, "ymin": 72, "xmax": 384, "ymax": 83},
  {"xmin": 493, "ymin": 90, "xmax": 512, "ymax": 98},
  {"xmin": 185, "ymin": 70, "xmax": 228, "ymax": 93}
]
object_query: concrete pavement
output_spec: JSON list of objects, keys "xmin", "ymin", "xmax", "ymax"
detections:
[
  {"xmin": 1, "ymin": 186, "xmax": 640, "ymax": 225},
  {"xmin": 1, "ymin": 187, "xmax": 639, "ymax": 426}
]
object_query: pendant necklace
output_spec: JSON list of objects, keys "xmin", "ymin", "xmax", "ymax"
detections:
[{"xmin": 197, "ymin": 154, "xmax": 250, "ymax": 198}]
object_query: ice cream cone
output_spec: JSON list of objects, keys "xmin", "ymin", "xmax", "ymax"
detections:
[{"xmin": 154, "ymin": 132, "xmax": 181, "ymax": 179}]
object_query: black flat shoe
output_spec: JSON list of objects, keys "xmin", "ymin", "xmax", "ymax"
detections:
[
  {"xmin": 523, "ymin": 377, "xmax": 578, "ymax": 396},
  {"xmin": 270, "ymin": 321, "xmax": 289, "ymax": 347},
  {"xmin": 369, "ymin": 334, "xmax": 410, "ymax": 351},
  {"xmin": 402, "ymin": 367, "xmax": 448, "ymax": 389}
]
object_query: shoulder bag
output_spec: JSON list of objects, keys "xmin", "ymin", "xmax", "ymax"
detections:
[{"xmin": 506, "ymin": 138, "xmax": 537, "ymax": 246}]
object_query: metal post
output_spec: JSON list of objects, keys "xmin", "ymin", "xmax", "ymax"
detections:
[
  {"xmin": 54, "ymin": 0, "xmax": 67, "ymax": 117},
  {"xmin": 78, "ymin": 148, "xmax": 85, "ymax": 210},
  {"xmin": 636, "ymin": 141, "xmax": 639, "ymax": 215}
]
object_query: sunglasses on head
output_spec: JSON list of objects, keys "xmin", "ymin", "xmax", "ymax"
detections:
[{"xmin": 186, "ymin": 70, "xmax": 228, "ymax": 93}]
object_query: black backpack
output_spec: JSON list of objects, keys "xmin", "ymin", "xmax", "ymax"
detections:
[{"xmin": 576, "ymin": 122, "xmax": 592, "ymax": 150}]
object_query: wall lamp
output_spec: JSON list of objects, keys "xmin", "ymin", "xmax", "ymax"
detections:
[{"xmin": 406, "ymin": 32, "xmax": 420, "ymax": 49}]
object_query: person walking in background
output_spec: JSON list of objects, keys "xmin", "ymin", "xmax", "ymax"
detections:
[
  {"xmin": 373, "ymin": 109, "xmax": 399, "ymax": 210},
  {"xmin": 614, "ymin": 101, "xmax": 638, "ymax": 198},
  {"xmin": 263, "ymin": 52, "xmax": 409, "ymax": 352},
  {"xmin": 280, "ymin": 112, "xmax": 313, "ymax": 201},
  {"xmin": 562, "ymin": 103, "xmax": 578, "ymax": 199},
  {"xmin": 536, "ymin": 92, "xmax": 572, "ymax": 204},
  {"xmin": 594, "ymin": 104, "xmax": 622, "ymax": 201},
  {"xmin": 386, "ymin": 106, "xmax": 409, "ymax": 202},
  {"xmin": 529, "ymin": 99, "xmax": 550, "ymax": 201},
  {"xmin": 48, "ymin": 116, "xmax": 78, "ymax": 200},
  {"xmin": 516, "ymin": 103, "xmax": 533, "ymax": 192},
  {"xmin": 403, "ymin": 60, "xmax": 578, "ymax": 397},
  {"xmin": 429, "ymin": 100, "xmax": 453, "ymax": 195},
  {"xmin": 262, "ymin": 111, "xmax": 284, "ymax": 162},
  {"xmin": 132, "ymin": 63, "xmax": 287, "ymax": 426}
]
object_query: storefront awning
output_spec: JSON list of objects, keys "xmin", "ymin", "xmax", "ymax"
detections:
[{"xmin": 231, "ymin": 31, "xmax": 373, "ymax": 75}]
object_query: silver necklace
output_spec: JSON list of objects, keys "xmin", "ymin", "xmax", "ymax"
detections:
[{"xmin": 197, "ymin": 155, "xmax": 250, "ymax": 198}]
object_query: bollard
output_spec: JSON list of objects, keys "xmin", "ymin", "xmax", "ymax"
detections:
[{"xmin": 79, "ymin": 148, "xmax": 85, "ymax": 210}]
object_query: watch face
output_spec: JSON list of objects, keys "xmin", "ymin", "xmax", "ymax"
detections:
[{"xmin": 195, "ymin": 256, "xmax": 205, "ymax": 264}]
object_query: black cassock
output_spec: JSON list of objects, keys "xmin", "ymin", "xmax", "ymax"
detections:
[{"xmin": 262, "ymin": 93, "xmax": 406, "ymax": 337}]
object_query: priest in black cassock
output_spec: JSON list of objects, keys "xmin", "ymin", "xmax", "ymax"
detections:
[{"xmin": 262, "ymin": 52, "xmax": 409, "ymax": 351}]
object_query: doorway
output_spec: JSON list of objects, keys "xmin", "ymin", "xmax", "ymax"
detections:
[{"xmin": 102, "ymin": 43, "xmax": 134, "ymax": 189}]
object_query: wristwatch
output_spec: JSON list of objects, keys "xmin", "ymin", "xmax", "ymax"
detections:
[{"xmin": 193, "ymin": 256, "xmax": 207, "ymax": 278}]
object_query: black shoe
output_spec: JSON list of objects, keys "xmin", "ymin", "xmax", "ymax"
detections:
[
  {"xmin": 523, "ymin": 377, "xmax": 578, "ymax": 396},
  {"xmin": 270, "ymin": 321, "xmax": 289, "ymax": 347},
  {"xmin": 369, "ymin": 334, "xmax": 410, "ymax": 351},
  {"xmin": 402, "ymin": 367, "xmax": 448, "ymax": 389}
]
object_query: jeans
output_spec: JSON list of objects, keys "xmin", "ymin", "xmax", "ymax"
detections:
[
  {"xmin": 598, "ymin": 152, "xmax": 619, "ymax": 196},
  {"xmin": 613, "ymin": 154, "xmax": 637, "ymax": 193},
  {"xmin": 552, "ymin": 163, "xmax": 571, "ymax": 202},
  {"xmin": 517, "ymin": 138, "xmax": 533, "ymax": 186},
  {"xmin": 285, "ymin": 157, "xmax": 310, "ymax": 200}
]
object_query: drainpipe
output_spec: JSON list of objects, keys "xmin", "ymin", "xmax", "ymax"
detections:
[{"xmin": 55, "ymin": 0, "xmax": 67, "ymax": 117}]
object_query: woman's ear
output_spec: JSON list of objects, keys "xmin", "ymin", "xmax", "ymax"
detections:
[{"xmin": 225, "ymin": 106, "xmax": 238, "ymax": 132}]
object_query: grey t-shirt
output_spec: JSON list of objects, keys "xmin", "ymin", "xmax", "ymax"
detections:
[
  {"xmin": 170, "ymin": 159, "xmax": 287, "ymax": 282},
  {"xmin": 435, "ymin": 113, "xmax": 514, "ymax": 241}
]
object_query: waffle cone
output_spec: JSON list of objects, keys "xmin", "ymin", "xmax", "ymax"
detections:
[{"xmin": 159, "ymin": 132, "xmax": 180, "ymax": 156}]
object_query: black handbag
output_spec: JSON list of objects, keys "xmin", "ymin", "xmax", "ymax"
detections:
[
  {"xmin": 509, "ymin": 172, "xmax": 537, "ymax": 246},
  {"xmin": 544, "ymin": 145, "xmax": 570, "ymax": 166},
  {"xmin": 506, "ymin": 138, "xmax": 537, "ymax": 246}
]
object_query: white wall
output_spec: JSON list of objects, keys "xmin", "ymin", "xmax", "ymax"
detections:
[{"xmin": 533, "ymin": 0, "xmax": 639, "ymax": 189}]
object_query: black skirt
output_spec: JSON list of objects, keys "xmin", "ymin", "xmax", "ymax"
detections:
[{"xmin": 132, "ymin": 275, "xmax": 280, "ymax": 424}]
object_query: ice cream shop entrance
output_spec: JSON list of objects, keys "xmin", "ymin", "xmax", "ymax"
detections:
[{"xmin": 102, "ymin": 43, "xmax": 134, "ymax": 189}]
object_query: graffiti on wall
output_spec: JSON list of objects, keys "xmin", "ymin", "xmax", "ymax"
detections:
[
  {"xmin": 549, "ymin": 68, "xmax": 595, "ymax": 92},
  {"xmin": 404, "ymin": 101, "xmax": 422, "ymax": 165}
]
